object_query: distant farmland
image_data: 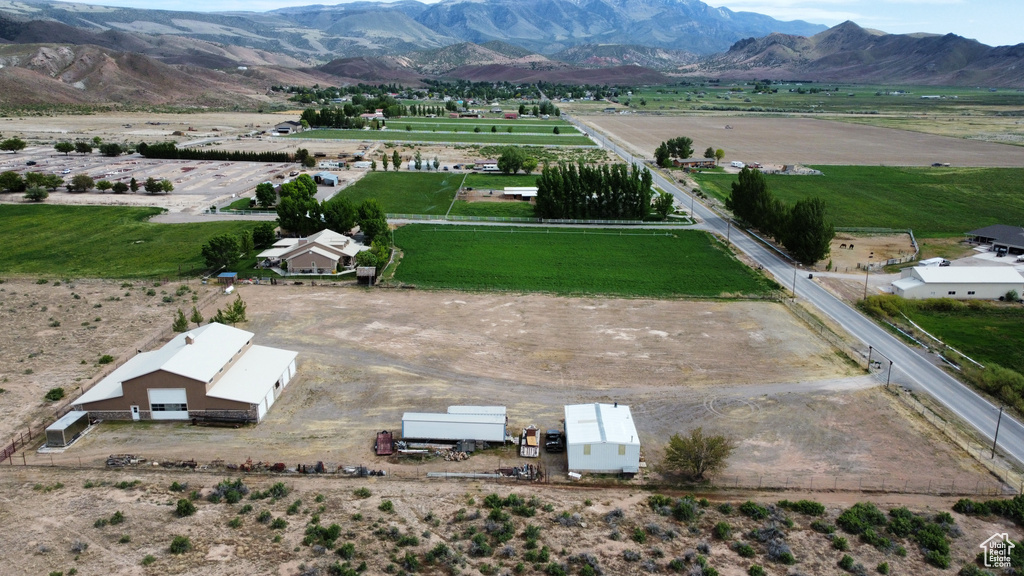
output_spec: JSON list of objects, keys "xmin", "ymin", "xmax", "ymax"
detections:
[
  {"xmin": 286, "ymin": 128, "xmax": 593, "ymax": 146},
  {"xmin": 329, "ymin": 172, "xmax": 460, "ymax": 215},
  {"xmin": 392, "ymin": 225, "xmax": 775, "ymax": 297},
  {"xmin": 694, "ymin": 166, "xmax": 1024, "ymax": 236}
]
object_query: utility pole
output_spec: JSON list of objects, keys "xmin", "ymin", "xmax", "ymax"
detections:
[{"xmin": 992, "ymin": 406, "xmax": 1004, "ymax": 459}]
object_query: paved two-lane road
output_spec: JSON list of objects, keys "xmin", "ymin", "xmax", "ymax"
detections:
[{"xmin": 568, "ymin": 113, "xmax": 1024, "ymax": 468}]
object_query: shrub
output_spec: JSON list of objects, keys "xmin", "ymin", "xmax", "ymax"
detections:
[
  {"xmin": 837, "ymin": 502, "xmax": 887, "ymax": 535},
  {"xmin": 109, "ymin": 511, "xmax": 124, "ymax": 525},
  {"xmin": 778, "ymin": 499, "xmax": 825, "ymax": 516},
  {"xmin": 718, "ymin": 503, "xmax": 734, "ymax": 515},
  {"xmin": 141, "ymin": 555, "xmax": 156, "ymax": 566},
  {"xmin": 336, "ymin": 542, "xmax": 356, "ymax": 560},
  {"xmin": 749, "ymin": 565, "xmax": 765, "ymax": 576},
  {"xmin": 632, "ymin": 527, "xmax": 647, "ymax": 544},
  {"xmin": 811, "ymin": 520, "xmax": 836, "ymax": 534},
  {"xmin": 833, "ymin": 536, "xmax": 850, "ymax": 551},
  {"xmin": 877, "ymin": 562, "xmax": 889, "ymax": 574},
  {"xmin": 228, "ymin": 517, "xmax": 242, "ymax": 528},
  {"xmin": 623, "ymin": 550, "xmax": 641, "ymax": 562},
  {"xmin": 169, "ymin": 535, "xmax": 191, "ymax": 554},
  {"xmin": 257, "ymin": 510, "xmax": 272, "ymax": 524},
  {"xmin": 44, "ymin": 387, "xmax": 65, "ymax": 402},
  {"xmin": 169, "ymin": 481, "xmax": 187, "ymax": 492},
  {"xmin": 287, "ymin": 500, "xmax": 302, "ymax": 515},
  {"xmin": 739, "ymin": 501, "xmax": 769, "ymax": 520},
  {"xmin": 839, "ymin": 554, "xmax": 855, "ymax": 570},
  {"xmin": 379, "ymin": 500, "xmax": 394, "ymax": 512},
  {"xmin": 270, "ymin": 518, "xmax": 288, "ymax": 530},
  {"xmin": 713, "ymin": 522, "xmax": 731, "ymax": 540},
  {"xmin": 209, "ymin": 478, "xmax": 249, "ymax": 504},
  {"xmin": 98, "ymin": 354, "xmax": 114, "ymax": 364},
  {"xmin": 175, "ymin": 499, "xmax": 196, "ymax": 518},
  {"xmin": 732, "ymin": 542, "xmax": 756, "ymax": 558},
  {"xmin": 353, "ymin": 487, "xmax": 371, "ymax": 499}
]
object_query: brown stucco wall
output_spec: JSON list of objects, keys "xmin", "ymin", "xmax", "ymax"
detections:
[{"xmin": 286, "ymin": 251, "xmax": 338, "ymax": 273}]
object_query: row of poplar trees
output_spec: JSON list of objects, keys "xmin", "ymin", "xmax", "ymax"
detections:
[
  {"xmin": 726, "ymin": 167, "xmax": 834, "ymax": 265},
  {"xmin": 535, "ymin": 162, "xmax": 654, "ymax": 220}
]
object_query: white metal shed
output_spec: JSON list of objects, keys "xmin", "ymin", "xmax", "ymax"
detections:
[
  {"xmin": 564, "ymin": 403, "xmax": 641, "ymax": 474},
  {"xmin": 46, "ymin": 411, "xmax": 90, "ymax": 447},
  {"xmin": 402, "ymin": 412, "xmax": 507, "ymax": 442},
  {"xmin": 447, "ymin": 406, "xmax": 506, "ymax": 416}
]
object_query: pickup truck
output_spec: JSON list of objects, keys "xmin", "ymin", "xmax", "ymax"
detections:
[{"xmin": 544, "ymin": 429, "xmax": 565, "ymax": 453}]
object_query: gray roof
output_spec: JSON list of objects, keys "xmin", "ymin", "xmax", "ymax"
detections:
[{"xmin": 968, "ymin": 225, "xmax": 1024, "ymax": 246}]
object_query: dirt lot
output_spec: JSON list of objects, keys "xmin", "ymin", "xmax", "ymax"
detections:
[
  {"xmin": 0, "ymin": 279, "xmax": 220, "ymax": 443},
  {"xmin": 8, "ymin": 286, "xmax": 992, "ymax": 496},
  {"xmin": 580, "ymin": 115, "xmax": 1024, "ymax": 167},
  {"xmin": 0, "ymin": 466, "xmax": 1019, "ymax": 576},
  {"xmin": 821, "ymin": 233, "xmax": 916, "ymax": 274}
]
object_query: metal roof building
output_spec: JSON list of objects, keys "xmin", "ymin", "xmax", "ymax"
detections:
[
  {"xmin": 564, "ymin": 403, "xmax": 641, "ymax": 474},
  {"xmin": 402, "ymin": 412, "xmax": 507, "ymax": 442},
  {"xmin": 892, "ymin": 266, "xmax": 1024, "ymax": 300},
  {"xmin": 73, "ymin": 323, "xmax": 297, "ymax": 423}
]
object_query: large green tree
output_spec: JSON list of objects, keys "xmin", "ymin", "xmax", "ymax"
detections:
[
  {"xmin": 55, "ymin": 141, "xmax": 74, "ymax": 156},
  {"xmin": 74, "ymin": 141, "xmax": 93, "ymax": 154},
  {"xmin": 0, "ymin": 138, "xmax": 26, "ymax": 153},
  {"xmin": 0, "ymin": 171, "xmax": 26, "ymax": 192},
  {"xmin": 662, "ymin": 427, "xmax": 736, "ymax": 481},
  {"xmin": 201, "ymin": 234, "xmax": 240, "ymax": 269},
  {"xmin": 783, "ymin": 197, "xmax": 835, "ymax": 265},
  {"xmin": 357, "ymin": 199, "xmax": 388, "ymax": 243},
  {"xmin": 24, "ymin": 186, "xmax": 48, "ymax": 202},
  {"xmin": 67, "ymin": 174, "xmax": 95, "ymax": 193},
  {"xmin": 324, "ymin": 196, "xmax": 357, "ymax": 233},
  {"xmin": 255, "ymin": 182, "xmax": 277, "ymax": 208},
  {"xmin": 497, "ymin": 147, "xmax": 526, "ymax": 175},
  {"xmin": 252, "ymin": 222, "xmax": 276, "ymax": 248}
]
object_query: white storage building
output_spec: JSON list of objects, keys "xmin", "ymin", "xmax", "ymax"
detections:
[
  {"xmin": 891, "ymin": 266, "xmax": 1024, "ymax": 300},
  {"xmin": 402, "ymin": 411, "xmax": 507, "ymax": 442},
  {"xmin": 564, "ymin": 403, "xmax": 641, "ymax": 474}
]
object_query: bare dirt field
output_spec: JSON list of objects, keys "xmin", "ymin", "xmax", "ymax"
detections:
[
  {"xmin": 11, "ymin": 286, "xmax": 994, "ymax": 496},
  {"xmin": 0, "ymin": 279, "xmax": 220, "ymax": 443},
  {"xmin": 821, "ymin": 233, "xmax": 916, "ymax": 274},
  {"xmin": 0, "ymin": 467, "xmax": 1018, "ymax": 576},
  {"xmin": 580, "ymin": 115, "xmax": 1024, "ymax": 167}
]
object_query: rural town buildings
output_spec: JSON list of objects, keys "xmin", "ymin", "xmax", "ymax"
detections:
[{"xmin": 73, "ymin": 323, "xmax": 298, "ymax": 423}]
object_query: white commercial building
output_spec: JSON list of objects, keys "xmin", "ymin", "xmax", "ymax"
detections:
[
  {"xmin": 891, "ymin": 266, "xmax": 1024, "ymax": 300},
  {"xmin": 564, "ymin": 403, "xmax": 641, "ymax": 475}
]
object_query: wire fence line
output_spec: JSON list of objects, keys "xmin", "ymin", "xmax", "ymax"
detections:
[{"xmin": 781, "ymin": 299, "xmax": 870, "ymax": 369}]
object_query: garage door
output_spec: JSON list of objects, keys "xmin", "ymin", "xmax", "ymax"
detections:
[{"xmin": 148, "ymin": 388, "xmax": 189, "ymax": 420}]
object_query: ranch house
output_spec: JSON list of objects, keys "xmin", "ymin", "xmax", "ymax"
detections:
[{"xmin": 258, "ymin": 229, "xmax": 369, "ymax": 274}]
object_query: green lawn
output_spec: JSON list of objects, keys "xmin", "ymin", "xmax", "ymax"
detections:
[
  {"xmin": 463, "ymin": 174, "xmax": 540, "ymax": 189},
  {"xmin": 447, "ymin": 201, "xmax": 537, "ymax": 218},
  {"xmin": 392, "ymin": 225, "xmax": 775, "ymax": 297},
  {"xmin": 286, "ymin": 129, "xmax": 593, "ymax": 146},
  {"xmin": 694, "ymin": 166, "xmax": 1024, "ymax": 236},
  {"xmin": 0, "ymin": 205, "xmax": 260, "ymax": 278},
  {"xmin": 396, "ymin": 117, "xmax": 579, "ymax": 134},
  {"xmin": 907, "ymin": 305, "xmax": 1024, "ymax": 375},
  {"xmin": 331, "ymin": 172, "xmax": 459, "ymax": 215}
]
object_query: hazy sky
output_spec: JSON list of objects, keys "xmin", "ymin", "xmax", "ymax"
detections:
[{"xmin": 61, "ymin": 0, "xmax": 1021, "ymax": 48}]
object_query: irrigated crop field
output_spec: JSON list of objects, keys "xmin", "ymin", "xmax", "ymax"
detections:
[
  {"xmin": 397, "ymin": 116, "xmax": 580, "ymax": 133},
  {"xmin": 693, "ymin": 166, "xmax": 1024, "ymax": 236},
  {"xmin": 392, "ymin": 225, "xmax": 775, "ymax": 297},
  {"xmin": 329, "ymin": 172, "xmax": 461, "ymax": 215},
  {"xmin": 287, "ymin": 128, "xmax": 594, "ymax": 146},
  {"xmin": 0, "ymin": 206, "xmax": 260, "ymax": 278}
]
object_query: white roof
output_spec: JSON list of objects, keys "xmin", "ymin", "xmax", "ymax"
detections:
[
  {"xmin": 206, "ymin": 345, "xmax": 297, "ymax": 404},
  {"xmin": 258, "ymin": 247, "xmax": 292, "ymax": 259},
  {"xmin": 74, "ymin": 323, "xmax": 253, "ymax": 406},
  {"xmin": 259, "ymin": 229, "xmax": 367, "ymax": 261},
  {"xmin": 403, "ymin": 413, "xmax": 506, "ymax": 425},
  {"xmin": 448, "ymin": 405, "xmax": 507, "ymax": 416},
  {"xmin": 912, "ymin": 266, "xmax": 1024, "ymax": 284},
  {"xmin": 565, "ymin": 403, "xmax": 639, "ymax": 446},
  {"xmin": 47, "ymin": 411, "xmax": 88, "ymax": 432},
  {"xmin": 891, "ymin": 277, "xmax": 924, "ymax": 292}
]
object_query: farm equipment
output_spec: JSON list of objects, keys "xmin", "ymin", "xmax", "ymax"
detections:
[
  {"xmin": 375, "ymin": 431, "xmax": 394, "ymax": 456},
  {"xmin": 520, "ymin": 426, "xmax": 540, "ymax": 458}
]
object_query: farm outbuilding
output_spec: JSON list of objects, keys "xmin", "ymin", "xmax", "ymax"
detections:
[
  {"xmin": 891, "ymin": 266, "xmax": 1024, "ymax": 300},
  {"xmin": 45, "ymin": 411, "xmax": 90, "ymax": 447},
  {"xmin": 564, "ymin": 403, "xmax": 641, "ymax": 474},
  {"xmin": 967, "ymin": 224, "xmax": 1024, "ymax": 255},
  {"xmin": 313, "ymin": 171, "xmax": 339, "ymax": 186},
  {"xmin": 72, "ymin": 323, "xmax": 298, "ymax": 423},
  {"xmin": 402, "ymin": 411, "xmax": 507, "ymax": 443}
]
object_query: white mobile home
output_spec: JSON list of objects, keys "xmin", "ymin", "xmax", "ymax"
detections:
[
  {"xmin": 564, "ymin": 403, "xmax": 641, "ymax": 474},
  {"xmin": 402, "ymin": 412, "xmax": 507, "ymax": 442},
  {"xmin": 891, "ymin": 266, "xmax": 1024, "ymax": 300}
]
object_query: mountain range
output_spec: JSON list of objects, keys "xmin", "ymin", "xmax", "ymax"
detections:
[{"xmin": 0, "ymin": 0, "xmax": 1021, "ymax": 108}]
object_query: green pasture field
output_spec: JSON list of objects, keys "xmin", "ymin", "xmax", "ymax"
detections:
[
  {"xmin": 693, "ymin": 166, "xmax": 1024, "ymax": 236},
  {"xmin": 397, "ymin": 117, "xmax": 579, "ymax": 134},
  {"xmin": 908, "ymin": 304, "xmax": 1024, "ymax": 376},
  {"xmin": 463, "ymin": 174, "xmax": 540, "ymax": 189},
  {"xmin": 447, "ymin": 201, "xmax": 537, "ymax": 218},
  {"xmin": 392, "ymin": 225, "xmax": 775, "ymax": 297},
  {"xmin": 285, "ymin": 129, "xmax": 593, "ymax": 146},
  {"xmin": 330, "ymin": 172, "xmax": 459, "ymax": 215},
  {"xmin": 0, "ymin": 205, "xmax": 259, "ymax": 279},
  {"xmin": 616, "ymin": 83, "xmax": 1024, "ymax": 115}
]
